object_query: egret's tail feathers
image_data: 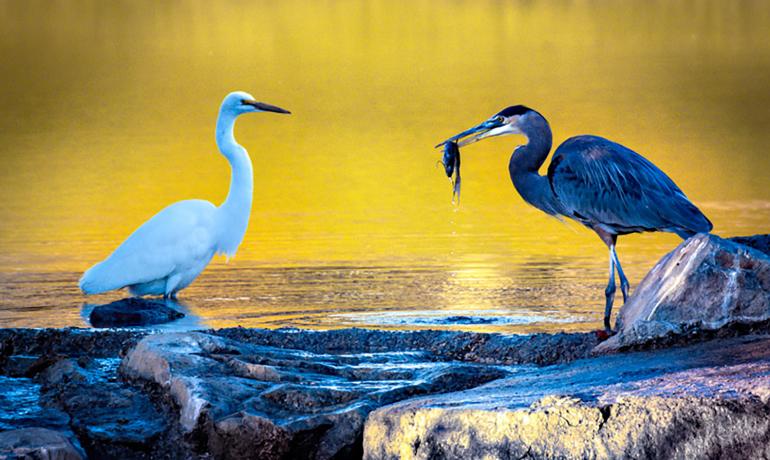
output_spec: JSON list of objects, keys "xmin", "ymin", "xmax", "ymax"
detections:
[{"xmin": 79, "ymin": 262, "xmax": 122, "ymax": 295}]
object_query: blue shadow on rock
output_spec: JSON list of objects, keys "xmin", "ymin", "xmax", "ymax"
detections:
[{"xmin": 81, "ymin": 297, "xmax": 203, "ymax": 330}]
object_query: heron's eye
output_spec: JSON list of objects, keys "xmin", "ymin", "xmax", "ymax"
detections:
[{"xmin": 495, "ymin": 116, "xmax": 505, "ymax": 123}]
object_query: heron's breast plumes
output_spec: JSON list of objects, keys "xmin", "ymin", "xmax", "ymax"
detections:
[{"xmin": 440, "ymin": 141, "xmax": 462, "ymax": 204}]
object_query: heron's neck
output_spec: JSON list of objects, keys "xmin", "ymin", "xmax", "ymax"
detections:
[
  {"xmin": 508, "ymin": 114, "xmax": 562, "ymax": 215},
  {"xmin": 216, "ymin": 111, "xmax": 253, "ymax": 256}
]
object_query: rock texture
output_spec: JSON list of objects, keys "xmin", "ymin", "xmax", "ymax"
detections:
[
  {"xmin": 0, "ymin": 427, "xmax": 85, "ymax": 460},
  {"xmin": 214, "ymin": 327, "xmax": 597, "ymax": 366},
  {"xmin": 596, "ymin": 234, "xmax": 770, "ymax": 352},
  {"xmin": 364, "ymin": 334, "xmax": 770, "ymax": 460},
  {"xmin": 121, "ymin": 331, "xmax": 509, "ymax": 460},
  {"xmin": 3, "ymin": 322, "xmax": 770, "ymax": 459},
  {"xmin": 1, "ymin": 328, "xmax": 599, "ymax": 459}
]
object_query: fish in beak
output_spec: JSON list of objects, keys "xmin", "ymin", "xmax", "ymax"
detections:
[{"xmin": 441, "ymin": 141, "xmax": 461, "ymax": 204}]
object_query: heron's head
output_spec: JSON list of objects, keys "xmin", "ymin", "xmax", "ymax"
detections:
[
  {"xmin": 436, "ymin": 105, "xmax": 538, "ymax": 148},
  {"xmin": 221, "ymin": 91, "xmax": 291, "ymax": 116}
]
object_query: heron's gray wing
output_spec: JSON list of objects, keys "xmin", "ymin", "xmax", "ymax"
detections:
[{"xmin": 548, "ymin": 135, "xmax": 712, "ymax": 237}]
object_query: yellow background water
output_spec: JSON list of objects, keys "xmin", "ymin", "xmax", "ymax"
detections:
[{"xmin": 1, "ymin": 1, "xmax": 768, "ymax": 331}]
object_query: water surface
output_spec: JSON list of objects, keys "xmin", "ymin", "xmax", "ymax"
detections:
[{"xmin": 1, "ymin": 1, "xmax": 768, "ymax": 332}]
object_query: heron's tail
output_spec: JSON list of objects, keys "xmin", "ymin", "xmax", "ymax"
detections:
[{"xmin": 671, "ymin": 204, "xmax": 713, "ymax": 240}]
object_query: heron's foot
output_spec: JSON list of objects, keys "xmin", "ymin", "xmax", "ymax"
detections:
[
  {"xmin": 594, "ymin": 329, "xmax": 615, "ymax": 342},
  {"xmin": 594, "ymin": 328, "xmax": 616, "ymax": 341}
]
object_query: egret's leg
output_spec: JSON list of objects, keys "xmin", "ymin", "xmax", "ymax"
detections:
[
  {"xmin": 604, "ymin": 246, "xmax": 617, "ymax": 333},
  {"xmin": 611, "ymin": 246, "xmax": 630, "ymax": 303},
  {"xmin": 165, "ymin": 274, "xmax": 182, "ymax": 298}
]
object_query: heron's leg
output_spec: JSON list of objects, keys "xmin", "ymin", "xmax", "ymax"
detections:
[
  {"xmin": 604, "ymin": 246, "xmax": 617, "ymax": 333},
  {"xmin": 611, "ymin": 246, "xmax": 630, "ymax": 303}
]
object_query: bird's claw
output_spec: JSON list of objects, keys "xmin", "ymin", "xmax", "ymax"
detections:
[{"xmin": 594, "ymin": 329, "xmax": 616, "ymax": 341}]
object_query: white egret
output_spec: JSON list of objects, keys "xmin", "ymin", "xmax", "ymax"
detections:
[{"xmin": 79, "ymin": 91, "xmax": 290, "ymax": 298}]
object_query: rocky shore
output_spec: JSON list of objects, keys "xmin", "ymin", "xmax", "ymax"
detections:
[
  {"xmin": 0, "ymin": 233, "xmax": 768, "ymax": 459},
  {"xmin": 0, "ymin": 327, "xmax": 598, "ymax": 459}
]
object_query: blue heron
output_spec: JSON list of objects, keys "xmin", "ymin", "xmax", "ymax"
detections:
[{"xmin": 438, "ymin": 106, "xmax": 712, "ymax": 332}]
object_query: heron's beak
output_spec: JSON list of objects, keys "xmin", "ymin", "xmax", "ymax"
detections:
[
  {"xmin": 435, "ymin": 118, "xmax": 504, "ymax": 148},
  {"xmin": 244, "ymin": 100, "xmax": 291, "ymax": 114}
]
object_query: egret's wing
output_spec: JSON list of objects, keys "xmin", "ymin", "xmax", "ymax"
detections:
[
  {"xmin": 79, "ymin": 200, "xmax": 217, "ymax": 294},
  {"xmin": 548, "ymin": 135, "xmax": 712, "ymax": 236}
]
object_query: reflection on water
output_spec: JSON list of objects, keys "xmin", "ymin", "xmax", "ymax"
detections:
[{"xmin": 0, "ymin": 1, "xmax": 769, "ymax": 332}]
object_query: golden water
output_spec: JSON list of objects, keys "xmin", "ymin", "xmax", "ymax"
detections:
[{"xmin": 1, "ymin": 1, "xmax": 769, "ymax": 332}]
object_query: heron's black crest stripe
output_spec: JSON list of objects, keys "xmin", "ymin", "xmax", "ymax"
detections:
[{"xmin": 496, "ymin": 105, "xmax": 532, "ymax": 118}]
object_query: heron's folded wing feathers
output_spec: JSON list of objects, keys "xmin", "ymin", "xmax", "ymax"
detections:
[{"xmin": 548, "ymin": 136, "xmax": 711, "ymax": 235}]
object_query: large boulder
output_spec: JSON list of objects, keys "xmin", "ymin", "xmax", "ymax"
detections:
[
  {"xmin": 121, "ymin": 331, "xmax": 507, "ymax": 460},
  {"xmin": 363, "ymin": 334, "xmax": 770, "ymax": 460},
  {"xmin": 596, "ymin": 234, "xmax": 770, "ymax": 352}
]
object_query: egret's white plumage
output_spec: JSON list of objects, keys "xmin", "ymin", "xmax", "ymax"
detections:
[{"xmin": 79, "ymin": 91, "xmax": 290, "ymax": 297}]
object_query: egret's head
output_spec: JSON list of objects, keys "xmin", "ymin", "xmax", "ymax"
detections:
[
  {"xmin": 221, "ymin": 91, "xmax": 291, "ymax": 116},
  {"xmin": 436, "ymin": 105, "xmax": 538, "ymax": 148}
]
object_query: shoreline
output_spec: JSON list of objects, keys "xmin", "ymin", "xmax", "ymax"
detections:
[
  {"xmin": 3, "ymin": 324, "xmax": 770, "ymax": 459},
  {"xmin": 1, "ymin": 233, "xmax": 769, "ymax": 458}
]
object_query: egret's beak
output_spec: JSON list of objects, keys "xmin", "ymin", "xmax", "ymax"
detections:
[
  {"xmin": 243, "ymin": 100, "xmax": 291, "ymax": 114},
  {"xmin": 435, "ymin": 118, "xmax": 504, "ymax": 148}
]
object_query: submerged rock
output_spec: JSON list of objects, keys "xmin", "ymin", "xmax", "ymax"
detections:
[
  {"xmin": 364, "ymin": 334, "xmax": 770, "ymax": 460},
  {"xmin": 596, "ymin": 234, "xmax": 770, "ymax": 353},
  {"xmin": 88, "ymin": 297, "xmax": 185, "ymax": 327}
]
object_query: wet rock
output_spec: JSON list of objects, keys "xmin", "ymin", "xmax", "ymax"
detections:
[
  {"xmin": 596, "ymin": 234, "xmax": 770, "ymax": 353},
  {"xmin": 121, "ymin": 332, "xmax": 508, "ymax": 459},
  {"xmin": 25, "ymin": 355, "xmax": 172, "ymax": 459},
  {"xmin": 37, "ymin": 359, "xmax": 88, "ymax": 386},
  {"xmin": 0, "ymin": 428, "xmax": 85, "ymax": 460},
  {"xmin": 88, "ymin": 297, "xmax": 185, "ymax": 327},
  {"xmin": 364, "ymin": 334, "xmax": 770, "ymax": 460},
  {"xmin": 0, "ymin": 375, "xmax": 71, "ymax": 432},
  {"xmin": 54, "ymin": 383, "xmax": 168, "ymax": 457}
]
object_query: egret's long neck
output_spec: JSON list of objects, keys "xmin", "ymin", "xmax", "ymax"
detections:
[
  {"xmin": 508, "ymin": 114, "xmax": 563, "ymax": 216},
  {"xmin": 216, "ymin": 110, "xmax": 253, "ymax": 256}
]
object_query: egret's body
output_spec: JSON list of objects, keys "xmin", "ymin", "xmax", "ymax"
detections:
[
  {"xmin": 439, "ymin": 106, "xmax": 712, "ymax": 332},
  {"xmin": 79, "ymin": 91, "xmax": 289, "ymax": 298}
]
